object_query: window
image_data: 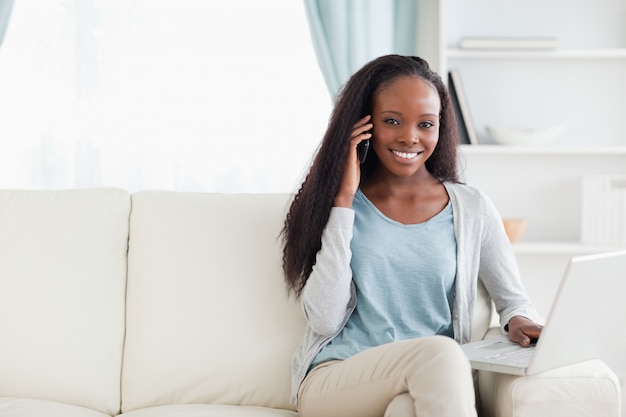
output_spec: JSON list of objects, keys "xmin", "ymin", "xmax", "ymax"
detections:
[{"xmin": 0, "ymin": 0, "xmax": 331, "ymax": 192}]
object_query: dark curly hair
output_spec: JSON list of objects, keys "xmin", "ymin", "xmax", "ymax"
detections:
[{"xmin": 281, "ymin": 54, "xmax": 460, "ymax": 298}]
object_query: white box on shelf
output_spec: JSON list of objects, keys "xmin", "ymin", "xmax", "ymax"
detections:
[{"xmin": 581, "ymin": 175, "xmax": 626, "ymax": 244}]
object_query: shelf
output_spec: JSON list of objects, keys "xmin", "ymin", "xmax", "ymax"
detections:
[
  {"xmin": 512, "ymin": 242, "xmax": 626, "ymax": 255},
  {"xmin": 447, "ymin": 48, "xmax": 626, "ymax": 59},
  {"xmin": 458, "ymin": 144, "xmax": 626, "ymax": 156},
  {"xmin": 440, "ymin": 0, "xmax": 626, "ymax": 265}
]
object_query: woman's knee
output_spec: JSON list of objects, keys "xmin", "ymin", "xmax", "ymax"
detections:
[
  {"xmin": 399, "ymin": 337, "xmax": 476, "ymax": 415},
  {"xmin": 402, "ymin": 335, "xmax": 472, "ymax": 376},
  {"xmin": 427, "ymin": 336, "xmax": 471, "ymax": 366}
]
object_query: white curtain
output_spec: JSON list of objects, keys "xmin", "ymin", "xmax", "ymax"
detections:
[
  {"xmin": 0, "ymin": 0, "xmax": 14, "ymax": 48},
  {"xmin": 0, "ymin": 0, "xmax": 332, "ymax": 192},
  {"xmin": 303, "ymin": 0, "xmax": 417, "ymax": 98}
]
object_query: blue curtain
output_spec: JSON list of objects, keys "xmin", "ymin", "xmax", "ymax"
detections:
[
  {"xmin": 303, "ymin": 0, "xmax": 417, "ymax": 99},
  {"xmin": 0, "ymin": 0, "xmax": 15, "ymax": 49}
]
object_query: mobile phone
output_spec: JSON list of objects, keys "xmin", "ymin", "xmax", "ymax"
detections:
[{"xmin": 357, "ymin": 139, "xmax": 370, "ymax": 164}]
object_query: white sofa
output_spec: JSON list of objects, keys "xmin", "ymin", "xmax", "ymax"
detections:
[{"xmin": 0, "ymin": 189, "xmax": 621, "ymax": 417}]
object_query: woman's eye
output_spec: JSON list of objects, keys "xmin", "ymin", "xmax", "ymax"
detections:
[
  {"xmin": 384, "ymin": 118, "xmax": 400, "ymax": 125},
  {"xmin": 420, "ymin": 121, "xmax": 435, "ymax": 128}
]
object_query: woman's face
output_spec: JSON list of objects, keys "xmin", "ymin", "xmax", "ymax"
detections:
[{"xmin": 370, "ymin": 76, "xmax": 441, "ymax": 179}]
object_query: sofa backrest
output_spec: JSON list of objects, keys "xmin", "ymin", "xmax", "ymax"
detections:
[
  {"xmin": 122, "ymin": 192, "xmax": 305, "ymax": 413},
  {"xmin": 0, "ymin": 189, "xmax": 493, "ymax": 414},
  {"xmin": 0, "ymin": 189, "xmax": 130, "ymax": 416}
]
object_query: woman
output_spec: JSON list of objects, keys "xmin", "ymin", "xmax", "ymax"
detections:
[{"xmin": 281, "ymin": 55, "xmax": 542, "ymax": 417}]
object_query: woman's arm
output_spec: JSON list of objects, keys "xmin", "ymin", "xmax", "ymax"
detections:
[
  {"xmin": 300, "ymin": 207, "xmax": 355, "ymax": 336},
  {"xmin": 475, "ymin": 193, "xmax": 541, "ymax": 340},
  {"xmin": 301, "ymin": 116, "xmax": 372, "ymax": 336}
]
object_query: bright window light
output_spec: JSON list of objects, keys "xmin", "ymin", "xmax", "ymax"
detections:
[{"xmin": 0, "ymin": 0, "xmax": 332, "ymax": 192}]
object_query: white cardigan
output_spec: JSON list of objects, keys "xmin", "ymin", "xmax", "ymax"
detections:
[{"xmin": 290, "ymin": 181, "xmax": 539, "ymax": 404}]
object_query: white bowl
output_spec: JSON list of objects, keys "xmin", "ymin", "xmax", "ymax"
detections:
[{"xmin": 487, "ymin": 125, "xmax": 564, "ymax": 146}]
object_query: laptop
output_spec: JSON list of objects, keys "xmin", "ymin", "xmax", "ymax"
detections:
[{"xmin": 461, "ymin": 250, "xmax": 626, "ymax": 376}]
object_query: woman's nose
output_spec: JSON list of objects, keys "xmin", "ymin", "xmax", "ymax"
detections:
[{"xmin": 399, "ymin": 127, "xmax": 419, "ymax": 144}]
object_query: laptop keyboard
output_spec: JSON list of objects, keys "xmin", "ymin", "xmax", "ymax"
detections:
[{"xmin": 484, "ymin": 347, "xmax": 535, "ymax": 364}]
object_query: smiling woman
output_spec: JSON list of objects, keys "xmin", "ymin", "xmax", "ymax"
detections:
[{"xmin": 0, "ymin": 0, "xmax": 331, "ymax": 192}]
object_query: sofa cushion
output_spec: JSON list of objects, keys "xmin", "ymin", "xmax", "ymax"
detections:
[
  {"xmin": 122, "ymin": 192, "xmax": 305, "ymax": 413},
  {"xmin": 121, "ymin": 404, "xmax": 298, "ymax": 417},
  {"xmin": 0, "ymin": 398, "xmax": 111, "ymax": 417},
  {"xmin": 0, "ymin": 189, "xmax": 130, "ymax": 415}
]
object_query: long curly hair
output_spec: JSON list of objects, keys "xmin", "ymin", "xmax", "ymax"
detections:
[{"xmin": 281, "ymin": 54, "xmax": 460, "ymax": 298}]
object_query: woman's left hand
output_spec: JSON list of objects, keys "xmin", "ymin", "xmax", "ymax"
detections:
[{"xmin": 507, "ymin": 315, "xmax": 543, "ymax": 347}]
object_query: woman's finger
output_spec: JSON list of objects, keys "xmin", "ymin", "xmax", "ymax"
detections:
[{"xmin": 352, "ymin": 115, "xmax": 372, "ymax": 137}]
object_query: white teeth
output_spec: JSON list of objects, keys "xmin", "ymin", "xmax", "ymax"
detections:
[{"xmin": 392, "ymin": 150, "xmax": 419, "ymax": 159}]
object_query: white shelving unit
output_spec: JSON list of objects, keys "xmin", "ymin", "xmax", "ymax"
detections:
[
  {"xmin": 421, "ymin": 0, "xmax": 626, "ymax": 270},
  {"xmin": 414, "ymin": 0, "xmax": 626, "ymax": 405},
  {"xmin": 417, "ymin": 0, "xmax": 626, "ymax": 147}
]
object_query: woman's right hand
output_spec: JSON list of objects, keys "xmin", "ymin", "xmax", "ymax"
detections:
[{"xmin": 333, "ymin": 115, "xmax": 373, "ymax": 208}]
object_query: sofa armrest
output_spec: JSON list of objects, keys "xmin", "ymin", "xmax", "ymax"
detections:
[{"xmin": 474, "ymin": 342, "xmax": 621, "ymax": 417}]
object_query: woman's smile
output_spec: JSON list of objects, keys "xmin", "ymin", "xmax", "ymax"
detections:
[{"xmin": 390, "ymin": 149, "xmax": 423, "ymax": 162}]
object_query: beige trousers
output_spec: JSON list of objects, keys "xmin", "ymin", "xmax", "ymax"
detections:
[{"xmin": 298, "ymin": 335, "xmax": 477, "ymax": 417}]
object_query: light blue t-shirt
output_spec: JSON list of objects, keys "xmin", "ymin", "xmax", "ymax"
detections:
[{"xmin": 312, "ymin": 189, "xmax": 457, "ymax": 366}]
